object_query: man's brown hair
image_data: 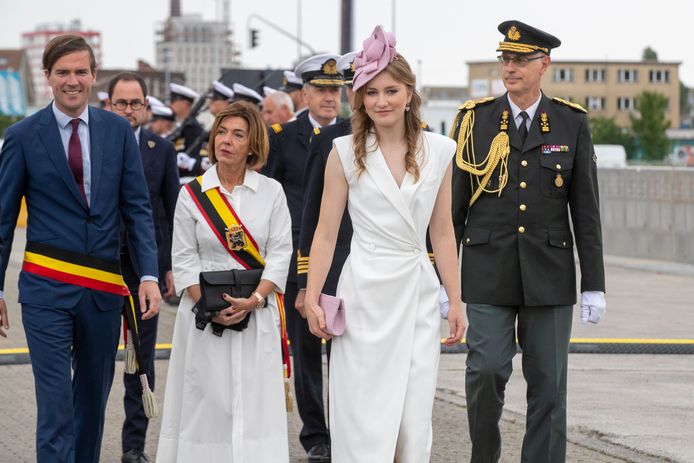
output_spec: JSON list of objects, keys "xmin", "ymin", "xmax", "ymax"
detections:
[{"xmin": 42, "ymin": 34, "xmax": 96, "ymax": 74}]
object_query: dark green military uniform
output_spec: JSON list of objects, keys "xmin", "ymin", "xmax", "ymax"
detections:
[{"xmin": 451, "ymin": 20, "xmax": 605, "ymax": 463}]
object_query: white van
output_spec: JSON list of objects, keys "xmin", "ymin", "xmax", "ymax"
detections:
[{"xmin": 594, "ymin": 144, "xmax": 627, "ymax": 168}]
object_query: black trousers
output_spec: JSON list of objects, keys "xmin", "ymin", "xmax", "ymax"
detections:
[
  {"xmin": 465, "ymin": 304, "xmax": 573, "ymax": 463},
  {"xmin": 285, "ymin": 281, "xmax": 330, "ymax": 451},
  {"xmin": 121, "ymin": 259, "xmax": 159, "ymax": 453}
]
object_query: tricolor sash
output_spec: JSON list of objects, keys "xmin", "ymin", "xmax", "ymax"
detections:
[
  {"xmin": 22, "ymin": 241, "xmax": 158, "ymax": 417},
  {"xmin": 185, "ymin": 176, "xmax": 293, "ymax": 407}
]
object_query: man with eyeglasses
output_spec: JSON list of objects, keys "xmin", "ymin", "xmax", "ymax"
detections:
[
  {"xmin": 107, "ymin": 72, "xmax": 180, "ymax": 463},
  {"xmin": 450, "ymin": 20, "xmax": 605, "ymax": 462}
]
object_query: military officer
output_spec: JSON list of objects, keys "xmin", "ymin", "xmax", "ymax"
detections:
[
  {"xmin": 279, "ymin": 70, "xmax": 308, "ymax": 116},
  {"xmin": 167, "ymin": 83, "xmax": 205, "ymax": 179},
  {"xmin": 262, "ymin": 53, "xmax": 344, "ymax": 462},
  {"xmin": 296, "ymin": 50, "xmax": 358, "ymax": 307},
  {"xmin": 148, "ymin": 104, "xmax": 175, "ymax": 137},
  {"xmin": 450, "ymin": 20, "xmax": 606, "ymax": 463}
]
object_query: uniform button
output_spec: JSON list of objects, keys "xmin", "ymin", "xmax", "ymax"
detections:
[
  {"xmin": 563, "ymin": 241, "xmax": 567, "ymax": 247},
  {"xmin": 518, "ymin": 226, "xmax": 526, "ymax": 233},
  {"xmin": 521, "ymin": 160, "xmax": 528, "ymax": 167},
  {"xmin": 520, "ymin": 181, "xmax": 527, "ymax": 189},
  {"xmin": 86, "ymin": 216, "xmax": 94, "ymax": 223},
  {"xmin": 465, "ymin": 237, "xmax": 471, "ymax": 244},
  {"xmin": 519, "ymin": 204, "xmax": 527, "ymax": 211},
  {"xmin": 556, "ymin": 163, "xmax": 561, "ymax": 170}
]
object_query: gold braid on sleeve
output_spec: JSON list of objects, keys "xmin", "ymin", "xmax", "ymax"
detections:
[{"xmin": 454, "ymin": 109, "xmax": 510, "ymax": 207}]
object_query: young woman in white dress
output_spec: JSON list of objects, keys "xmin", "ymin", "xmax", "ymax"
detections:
[
  {"xmin": 304, "ymin": 26, "xmax": 466, "ymax": 462},
  {"xmin": 157, "ymin": 102, "xmax": 293, "ymax": 462}
]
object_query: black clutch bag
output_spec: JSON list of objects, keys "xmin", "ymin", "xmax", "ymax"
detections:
[{"xmin": 196, "ymin": 268, "xmax": 266, "ymax": 333}]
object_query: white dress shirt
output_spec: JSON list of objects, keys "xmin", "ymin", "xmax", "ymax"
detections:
[
  {"xmin": 52, "ymin": 102, "xmax": 92, "ymax": 205},
  {"xmin": 507, "ymin": 93, "xmax": 542, "ymax": 131}
]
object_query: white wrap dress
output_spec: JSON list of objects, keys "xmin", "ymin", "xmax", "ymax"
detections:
[
  {"xmin": 157, "ymin": 166, "xmax": 293, "ymax": 462},
  {"xmin": 329, "ymin": 132, "xmax": 456, "ymax": 462}
]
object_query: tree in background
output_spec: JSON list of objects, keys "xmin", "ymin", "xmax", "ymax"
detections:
[
  {"xmin": 0, "ymin": 115, "xmax": 23, "ymax": 139},
  {"xmin": 630, "ymin": 91, "xmax": 671, "ymax": 161},
  {"xmin": 589, "ymin": 116, "xmax": 636, "ymax": 158},
  {"xmin": 641, "ymin": 46, "xmax": 658, "ymax": 61}
]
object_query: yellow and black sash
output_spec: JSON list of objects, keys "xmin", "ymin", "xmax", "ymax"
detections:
[
  {"xmin": 185, "ymin": 176, "xmax": 293, "ymax": 404},
  {"xmin": 185, "ymin": 177, "xmax": 264, "ymax": 270}
]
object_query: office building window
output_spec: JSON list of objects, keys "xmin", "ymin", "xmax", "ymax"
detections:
[
  {"xmin": 618, "ymin": 69, "xmax": 638, "ymax": 83},
  {"xmin": 586, "ymin": 96, "xmax": 606, "ymax": 111},
  {"xmin": 552, "ymin": 68, "xmax": 574, "ymax": 82},
  {"xmin": 585, "ymin": 68, "xmax": 607, "ymax": 82},
  {"xmin": 617, "ymin": 97, "xmax": 635, "ymax": 111},
  {"xmin": 649, "ymin": 69, "xmax": 670, "ymax": 83}
]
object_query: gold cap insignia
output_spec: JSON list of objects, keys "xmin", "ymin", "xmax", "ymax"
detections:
[
  {"xmin": 147, "ymin": 140, "xmax": 156, "ymax": 149},
  {"xmin": 507, "ymin": 26, "xmax": 521, "ymax": 41},
  {"xmin": 322, "ymin": 59, "xmax": 338, "ymax": 75}
]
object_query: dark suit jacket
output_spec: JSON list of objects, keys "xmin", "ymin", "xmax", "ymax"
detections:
[
  {"xmin": 262, "ymin": 111, "xmax": 321, "ymax": 284},
  {"xmin": 122, "ymin": 128, "xmax": 180, "ymax": 290},
  {"xmin": 0, "ymin": 104, "xmax": 158, "ymax": 310},
  {"xmin": 451, "ymin": 93, "xmax": 605, "ymax": 306},
  {"xmin": 296, "ymin": 119, "xmax": 353, "ymax": 293}
]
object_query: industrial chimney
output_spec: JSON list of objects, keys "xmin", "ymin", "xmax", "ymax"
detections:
[{"xmin": 170, "ymin": 0, "xmax": 181, "ymax": 17}]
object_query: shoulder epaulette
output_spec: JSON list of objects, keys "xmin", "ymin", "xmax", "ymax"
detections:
[
  {"xmin": 458, "ymin": 96, "xmax": 495, "ymax": 112},
  {"xmin": 552, "ymin": 97, "xmax": 587, "ymax": 113},
  {"xmin": 313, "ymin": 127, "xmax": 321, "ymax": 135},
  {"xmin": 421, "ymin": 121, "xmax": 428, "ymax": 129},
  {"xmin": 271, "ymin": 123, "xmax": 283, "ymax": 134}
]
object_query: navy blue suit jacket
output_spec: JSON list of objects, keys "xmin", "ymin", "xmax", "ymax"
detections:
[
  {"xmin": 122, "ymin": 128, "xmax": 180, "ymax": 289},
  {"xmin": 0, "ymin": 104, "xmax": 159, "ymax": 310}
]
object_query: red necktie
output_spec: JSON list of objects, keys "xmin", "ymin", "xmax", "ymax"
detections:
[{"xmin": 68, "ymin": 118, "xmax": 87, "ymax": 203}]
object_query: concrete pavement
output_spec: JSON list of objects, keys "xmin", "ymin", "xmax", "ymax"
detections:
[{"xmin": 1, "ymin": 227, "xmax": 693, "ymax": 462}]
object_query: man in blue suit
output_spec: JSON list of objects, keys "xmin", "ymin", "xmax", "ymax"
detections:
[
  {"xmin": 106, "ymin": 72, "xmax": 180, "ymax": 463},
  {"xmin": 0, "ymin": 35, "xmax": 161, "ymax": 463}
]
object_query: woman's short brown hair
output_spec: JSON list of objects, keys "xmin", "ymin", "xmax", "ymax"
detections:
[
  {"xmin": 207, "ymin": 101, "xmax": 269, "ymax": 170},
  {"xmin": 43, "ymin": 34, "xmax": 97, "ymax": 74}
]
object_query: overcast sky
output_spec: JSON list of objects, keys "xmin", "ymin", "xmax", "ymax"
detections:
[{"xmin": 3, "ymin": 0, "xmax": 693, "ymax": 87}]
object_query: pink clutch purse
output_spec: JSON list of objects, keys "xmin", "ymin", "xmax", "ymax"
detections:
[{"xmin": 318, "ymin": 293, "xmax": 345, "ymax": 336}]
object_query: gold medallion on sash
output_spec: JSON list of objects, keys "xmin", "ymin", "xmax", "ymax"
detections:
[{"xmin": 225, "ymin": 225, "xmax": 247, "ymax": 251}]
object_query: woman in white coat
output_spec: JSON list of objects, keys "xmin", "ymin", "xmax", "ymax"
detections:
[
  {"xmin": 157, "ymin": 102, "xmax": 293, "ymax": 462},
  {"xmin": 304, "ymin": 26, "xmax": 466, "ymax": 462}
]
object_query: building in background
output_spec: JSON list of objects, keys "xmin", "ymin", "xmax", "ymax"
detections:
[
  {"xmin": 155, "ymin": 0, "xmax": 240, "ymax": 95},
  {"xmin": 22, "ymin": 20, "xmax": 102, "ymax": 108},
  {"xmin": 0, "ymin": 49, "xmax": 33, "ymax": 116},
  {"xmin": 468, "ymin": 60, "xmax": 680, "ymax": 128},
  {"xmin": 420, "ymin": 86, "xmax": 468, "ymax": 136},
  {"xmin": 93, "ymin": 60, "xmax": 186, "ymax": 104}
]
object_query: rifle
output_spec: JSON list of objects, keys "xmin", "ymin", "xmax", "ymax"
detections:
[{"xmin": 166, "ymin": 90, "xmax": 211, "ymax": 144}]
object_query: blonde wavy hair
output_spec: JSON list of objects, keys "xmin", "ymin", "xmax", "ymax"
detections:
[{"xmin": 351, "ymin": 53, "xmax": 423, "ymax": 181}]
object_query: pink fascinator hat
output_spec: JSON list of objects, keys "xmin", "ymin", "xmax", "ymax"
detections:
[{"xmin": 352, "ymin": 25, "xmax": 397, "ymax": 92}]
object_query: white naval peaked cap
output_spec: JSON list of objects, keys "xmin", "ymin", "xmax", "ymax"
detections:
[
  {"xmin": 282, "ymin": 70, "xmax": 303, "ymax": 89},
  {"xmin": 263, "ymin": 86, "xmax": 278, "ymax": 96},
  {"xmin": 336, "ymin": 51, "xmax": 359, "ymax": 85},
  {"xmin": 169, "ymin": 82, "xmax": 200, "ymax": 100},
  {"xmin": 211, "ymin": 80, "xmax": 234, "ymax": 100},
  {"xmin": 147, "ymin": 96, "xmax": 165, "ymax": 107},
  {"xmin": 232, "ymin": 83, "xmax": 263, "ymax": 104},
  {"xmin": 97, "ymin": 91, "xmax": 108, "ymax": 102},
  {"xmin": 294, "ymin": 53, "xmax": 344, "ymax": 86},
  {"xmin": 150, "ymin": 104, "xmax": 175, "ymax": 119}
]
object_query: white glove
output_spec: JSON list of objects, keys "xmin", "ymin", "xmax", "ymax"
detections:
[
  {"xmin": 438, "ymin": 285, "xmax": 450, "ymax": 319},
  {"xmin": 200, "ymin": 157, "xmax": 212, "ymax": 172},
  {"xmin": 581, "ymin": 291, "xmax": 606, "ymax": 325},
  {"xmin": 177, "ymin": 152, "xmax": 196, "ymax": 171}
]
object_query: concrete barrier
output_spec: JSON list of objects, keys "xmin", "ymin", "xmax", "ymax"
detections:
[{"xmin": 598, "ymin": 166, "xmax": 694, "ymax": 263}]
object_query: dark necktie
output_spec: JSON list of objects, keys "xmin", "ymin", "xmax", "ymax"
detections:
[
  {"xmin": 68, "ymin": 118, "xmax": 87, "ymax": 203},
  {"xmin": 518, "ymin": 111, "xmax": 529, "ymax": 146}
]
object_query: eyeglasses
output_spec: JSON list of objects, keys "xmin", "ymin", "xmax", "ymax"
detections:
[
  {"xmin": 112, "ymin": 99, "xmax": 145, "ymax": 111},
  {"xmin": 497, "ymin": 55, "xmax": 545, "ymax": 67}
]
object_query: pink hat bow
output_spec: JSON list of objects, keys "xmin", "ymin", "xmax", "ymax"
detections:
[{"xmin": 352, "ymin": 25, "xmax": 397, "ymax": 91}]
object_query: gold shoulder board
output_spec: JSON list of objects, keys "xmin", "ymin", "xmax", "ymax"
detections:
[
  {"xmin": 552, "ymin": 97, "xmax": 587, "ymax": 113},
  {"xmin": 313, "ymin": 127, "xmax": 321, "ymax": 135},
  {"xmin": 271, "ymin": 123, "xmax": 283, "ymax": 133},
  {"xmin": 457, "ymin": 96, "xmax": 495, "ymax": 112}
]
